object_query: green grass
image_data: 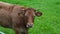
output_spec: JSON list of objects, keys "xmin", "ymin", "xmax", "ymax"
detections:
[{"xmin": 0, "ymin": 0, "xmax": 60, "ymax": 34}]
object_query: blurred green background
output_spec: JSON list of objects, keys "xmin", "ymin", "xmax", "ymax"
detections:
[{"xmin": 0, "ymin": 0, "xmax": 60, "ymax": 34}]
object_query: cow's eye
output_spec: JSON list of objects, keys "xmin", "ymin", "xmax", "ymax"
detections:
[{"xmin": 18, "ymin": 13, "xmax": 21, "ymax": 16}]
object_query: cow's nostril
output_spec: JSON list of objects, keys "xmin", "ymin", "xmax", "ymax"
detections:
[{"xmin": 26, "ymin": 23, "xmax": 33, "ymax": 28}]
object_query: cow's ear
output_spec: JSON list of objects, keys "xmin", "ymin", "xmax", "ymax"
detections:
[{"xmin": 35, "ymin": 12, "xmax": 42, "ymax": 17}]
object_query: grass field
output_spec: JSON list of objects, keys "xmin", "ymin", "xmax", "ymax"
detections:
[{"xmin": 0, "ymin": 0, "xmax": 60, "ymax": 34}]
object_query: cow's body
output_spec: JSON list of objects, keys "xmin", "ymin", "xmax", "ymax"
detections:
[{"xmin": 0, "ymin": 2, "xmax": 42, "ymax": 34}]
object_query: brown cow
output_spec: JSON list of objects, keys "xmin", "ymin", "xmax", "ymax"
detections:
[{"xmin": 0, "ymin": 2, "xmax": 42, "ymax": 34}]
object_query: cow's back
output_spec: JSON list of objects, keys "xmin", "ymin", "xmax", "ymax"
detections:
[
  {"xmin": 0, "ymin": 2, "xmax": 13, "ymax": 8},
  {"xmin": 0, "ymin": 2, "xmax": 14, "ymax": 12}
]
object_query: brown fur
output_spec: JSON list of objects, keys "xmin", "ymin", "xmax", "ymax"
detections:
[{"xmin": 0, "ymin": 2, "xmax": 42, "ymax": 34}]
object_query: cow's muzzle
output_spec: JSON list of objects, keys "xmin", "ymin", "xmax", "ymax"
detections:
[{"xmin": 26, "ymin": 23, "xmax": 33, "ymax": 28}]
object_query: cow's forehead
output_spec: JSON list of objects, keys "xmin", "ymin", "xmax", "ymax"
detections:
[
  {"xmin": 27, "ymin": 8, "xmax": 36, "ymax": 11},
  {"xmin": 25, "ymin": 9, "xmax": 36, "ymax": 16}
]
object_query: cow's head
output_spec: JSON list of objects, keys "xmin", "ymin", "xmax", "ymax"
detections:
[
  {"xmin": 24, "ymin": 8, "xmax": 42, "ymax": 28},
  {"xmin": 17, "ymin": 7, "xmax": 42, "ymax": 28}
]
